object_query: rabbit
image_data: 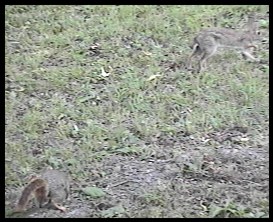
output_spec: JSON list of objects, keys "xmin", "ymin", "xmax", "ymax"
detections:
[{"xmin": 187, "ymin": 13, "xmax": 261, "ymax": 73}]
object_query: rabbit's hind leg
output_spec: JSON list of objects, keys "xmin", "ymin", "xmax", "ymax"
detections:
[
  {"xmin": 187, "ymin": 43, "xmax": 200, "ymax": 70},
  {"xmin": 197, "ymin": 45, "xmax": 217, "ymax": 73},
  {"xmin": 197, "ymin": 46, "xmax": 217, "ymax": 73},
  {"xmin": 241, "ymin": 50, "xmax": 260, "ymax": 62}
]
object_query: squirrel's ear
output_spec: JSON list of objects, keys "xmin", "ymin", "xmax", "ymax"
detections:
[{"xmin": 27, "ymin": 174, "xmax": 38, "ymax": 182}]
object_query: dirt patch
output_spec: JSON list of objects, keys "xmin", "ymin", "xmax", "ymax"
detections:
[{"xmin": 7, "ymin": 126, "xmax": 268, "ymax": 218}]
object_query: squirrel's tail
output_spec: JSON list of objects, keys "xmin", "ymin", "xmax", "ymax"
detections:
[{"xmin": 14, "ymin": 178, "xmax": 47, "ymax": 212}]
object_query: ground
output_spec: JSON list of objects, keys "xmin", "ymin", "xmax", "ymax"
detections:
[{"xmin": 5, "ymin": 5, "xmax": 269, "ymax": 218}]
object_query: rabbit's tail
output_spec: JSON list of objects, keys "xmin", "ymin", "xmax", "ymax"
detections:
[
  {"xmin": 190, "ymin": 41, "xmax": 199, "ymax": 50},
  {"xmin": 190, "ymin": 36, "xmax": 200, "ymax": 50}
]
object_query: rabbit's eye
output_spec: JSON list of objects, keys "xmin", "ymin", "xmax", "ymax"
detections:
[{"xmin": 256, "ymin": 31, "xmax": 261, "ymax": 35}]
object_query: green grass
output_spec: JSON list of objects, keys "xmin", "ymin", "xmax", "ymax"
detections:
[{"xmin": 5, "ymin": 5, "xmax": 269, "ymax": 218}]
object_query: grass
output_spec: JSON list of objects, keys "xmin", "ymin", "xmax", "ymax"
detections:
[{"xmin": 5, "ymin": 5, "xmax": 269, "ymax": 218}]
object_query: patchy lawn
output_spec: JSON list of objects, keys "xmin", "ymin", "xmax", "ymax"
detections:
[{"xmin": 5, "ymin": 5, "xmax": 269, "ymax": 218}]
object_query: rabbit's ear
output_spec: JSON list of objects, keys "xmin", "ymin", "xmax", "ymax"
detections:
[{"xmin": 246, "ymin": 13, "xmax": 257, "ymax": 31}]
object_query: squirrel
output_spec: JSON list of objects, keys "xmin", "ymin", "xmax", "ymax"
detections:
[{"xmin": 14, "ymin": 168, "xmax": 70, "ymax": 213}]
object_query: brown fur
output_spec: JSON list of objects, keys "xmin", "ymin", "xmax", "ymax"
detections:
[
  {"xmin": 13, "ymin": 169, "xmax": 70, "ymax": 213},
  {"xmin": 14, "ymin": 179, "xmax": 48, "ymax": 212}
]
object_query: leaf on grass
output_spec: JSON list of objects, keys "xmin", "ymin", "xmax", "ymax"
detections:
[
  {"xmin": 209, "ymin": 205, "xmax": 223, "ymax": 218},
  {"xmin": 239, "ymin": 137, "xmax": 249, "ymax": 142},
  {"xmin": 255, "ymin": 211, "xmax": 266, "ymax": 218},
  {"xmin": 147, "ymin": 74, "xmax": 161, "ymax": 81},
  {"xmin": 101, "ymin": 205, "xmax": 126, "ymax": 218},
  {"xmin": 101, "ymin": 67, "xmax": 110, "ymax": 77},
  {"xmin": 73, "ymin": 124, "xmax": 79, "ymax": 132},
  {"xmin": 259, "ymin": 19, "xmax": 268, "ymax": 28},
  {"xmin": 142, "ymin": 51, "xmax": 152, "ymax": 56},
  {"xmin": 57, "ymin": 114, "xmax": 66, "ymax": 120},
  {"xmin": 78, "ymin": 96, "xmax": 93, "ymax": 103},
  {"xmin": 15, "ymin": 86, "xmax": 25, "ymax": 92},
  {"xmin": 82, "ymin": 186, "xmax": 106, "ymax": 198},
  {"xmin": 89, "ymin": 43, "xmax": 100, "ymax": 50}
]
